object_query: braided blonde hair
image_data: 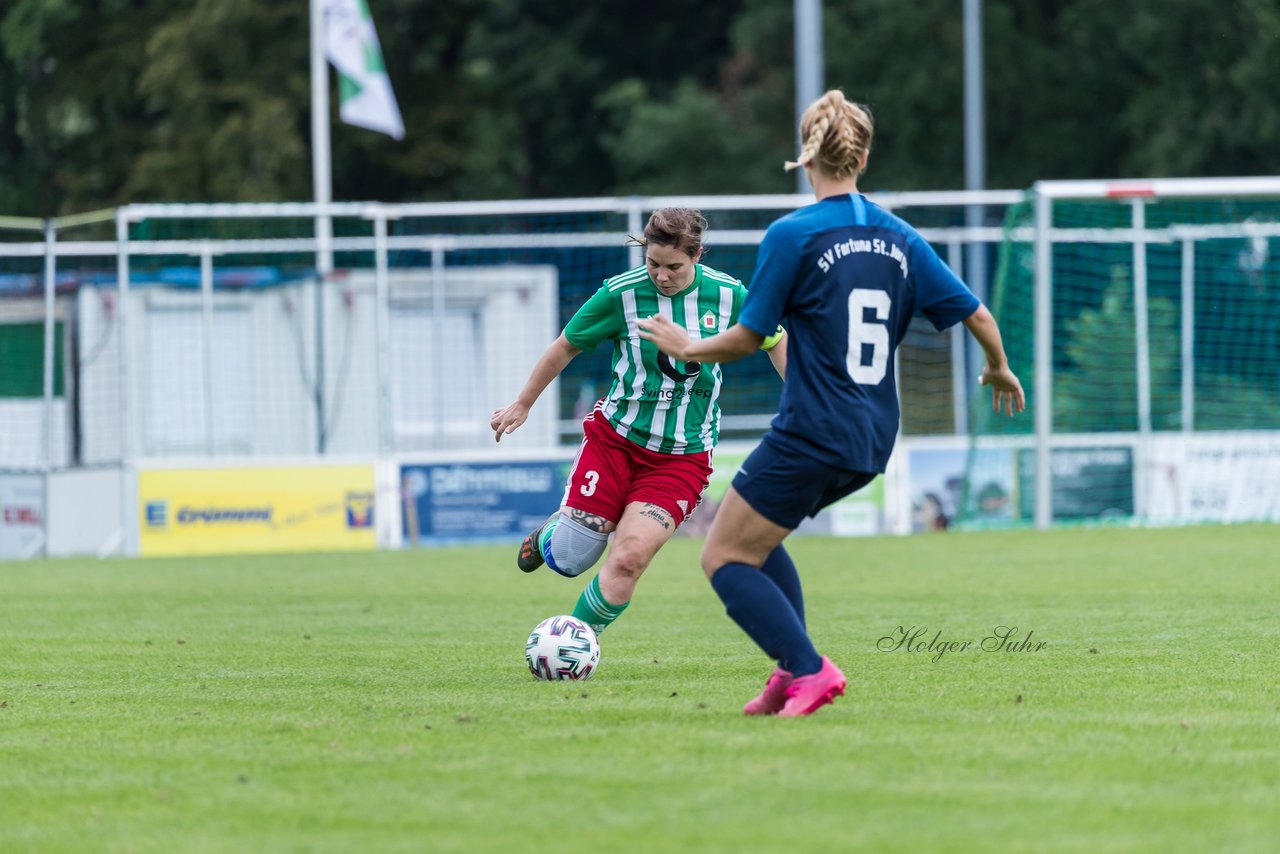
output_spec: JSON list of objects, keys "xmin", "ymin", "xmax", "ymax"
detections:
[{"xmin": 785, "ymin": 89, "xmax": 874, "ymax": 180}]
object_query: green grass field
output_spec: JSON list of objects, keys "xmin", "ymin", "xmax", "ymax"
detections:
[{"xmin": 3, "ymin": 526, "xmax": 1279, "ymax": 853}]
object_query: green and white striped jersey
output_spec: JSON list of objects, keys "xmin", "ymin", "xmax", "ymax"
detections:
[{"xmin": 563, "ymin": 264, "xmax": 748, "ymax": 454}]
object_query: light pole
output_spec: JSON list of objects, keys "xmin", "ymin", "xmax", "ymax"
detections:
[{"xmin": 794, "ymin": 0, "xmax": 823, "ymax": 194}]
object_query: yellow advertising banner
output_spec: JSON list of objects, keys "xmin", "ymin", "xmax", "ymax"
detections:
[{"xmin": 138, "ymin": 466, "xmax": 376, "ymax": 556}]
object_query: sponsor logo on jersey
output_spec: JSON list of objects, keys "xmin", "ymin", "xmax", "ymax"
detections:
[
  {"xmin": 656, "ymin": 352, "xmax": 701, "ymax": 382},
  {"xmin": 639, "ymin": 386, "xmax": 713, "ymax": 401}
]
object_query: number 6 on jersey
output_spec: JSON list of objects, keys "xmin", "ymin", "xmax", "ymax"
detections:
[{"xmin": 846, "ymin": 288, "xmax": 891, "ymax": 384}]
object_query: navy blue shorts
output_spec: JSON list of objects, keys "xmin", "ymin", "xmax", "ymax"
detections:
[{"xmin": 731, "ymin": 434, "xmax": 877, "ymax": 530}]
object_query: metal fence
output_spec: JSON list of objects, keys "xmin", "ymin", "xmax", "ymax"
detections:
[
  {"xmin": 8, "ymin": 181, "xmax": 1280, "ymax": 534},
  {"xmin": 0, "ymin": 190, "xmax": 1024, "ymax": 472}
]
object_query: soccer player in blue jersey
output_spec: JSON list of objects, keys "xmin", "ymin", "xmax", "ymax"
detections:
[{"xmin": 638, "ymin": 89, "xmax": 1025, "ymax": 717}]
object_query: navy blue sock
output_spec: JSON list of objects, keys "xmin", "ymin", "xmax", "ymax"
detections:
[
  {"xmin": 709, "ymin": 562, "xmax": 822, "ymax": 676},
  {"xmin": 759, "ymin": 545, "xmax": 804, "ymax": 629}
]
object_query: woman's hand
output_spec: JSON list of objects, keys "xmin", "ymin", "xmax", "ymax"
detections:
[
  {"xmin": 636, "ymin": 314, "xmax": 694, "ymax": 360},
  {"xmin": 978, "ymin": 364, "xmax": 1025, "ymax": 417},
  {"xmin": 490, "ymin": 401, "xmax": 531, "ymax": 442}
]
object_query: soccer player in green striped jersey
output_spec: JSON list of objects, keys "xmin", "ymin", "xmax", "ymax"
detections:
[{"xmin": 491, "ymin": 208, "xmax": 785, "ymax": 638}]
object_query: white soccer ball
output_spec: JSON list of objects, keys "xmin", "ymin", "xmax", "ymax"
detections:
[{"xmin": 525, "ymin": 615, "xmax": 600, "ymax": 681}]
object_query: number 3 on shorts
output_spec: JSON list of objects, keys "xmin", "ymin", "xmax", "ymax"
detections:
[
  {"xmin": 847, "ymin": 288, "xmax": 891, "ymax": 384},
  {"xmin": 580, "ymin": 470, "xmax": 600, "ymax": 497}
]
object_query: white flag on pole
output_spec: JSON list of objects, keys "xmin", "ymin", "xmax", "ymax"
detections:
[{"xmin": 324, "ymin": 0, "xmax": 404, "ymax": 139}]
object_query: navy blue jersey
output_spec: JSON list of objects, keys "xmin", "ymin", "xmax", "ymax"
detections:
[{"xmin": 739, "ymin": 193, "xmax": 980, "ymax": 472}]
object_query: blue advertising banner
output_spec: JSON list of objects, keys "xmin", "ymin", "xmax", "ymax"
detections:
[{"xmin": 401, "ymin": 459, "xmax": 572, "ymax": 545}]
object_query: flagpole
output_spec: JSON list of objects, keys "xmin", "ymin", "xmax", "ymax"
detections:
[
  {"xmin": 310, "ymin": 0, "xmax": 334, "ymax": 276},
  {"xmin": 309, "ymin": 0, "xmax": 331, "ymax": 452}
]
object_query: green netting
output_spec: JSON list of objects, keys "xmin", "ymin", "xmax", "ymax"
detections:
[
  {"xmin": 957, "ymin": 193, "xmax": 1280, "ymax": 528},
  {"xmin": 0, "ymin": 322, "xmax": 64, "ymax": 397},
  {"xmin": 971, "ymin": 196, "xmax": 1280, "ymax": 438}
]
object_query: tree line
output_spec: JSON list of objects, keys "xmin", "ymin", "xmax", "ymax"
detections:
[{"xmin": 2, "ymin": 0, "xmax": 1279, "ymax": 216}]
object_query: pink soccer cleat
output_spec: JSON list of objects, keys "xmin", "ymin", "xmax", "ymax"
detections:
[
  {"xmin": 743, "ymin": 667, "xmax": 793, "ymax": 715},
  {"xmin": 777, "ymin": 656, "xmax": 846, "ymax": 717}
]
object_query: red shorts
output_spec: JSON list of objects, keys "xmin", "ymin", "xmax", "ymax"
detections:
[{"xmin": 561, "ymin": 409, "xmax": 712, "ymax": 526}]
